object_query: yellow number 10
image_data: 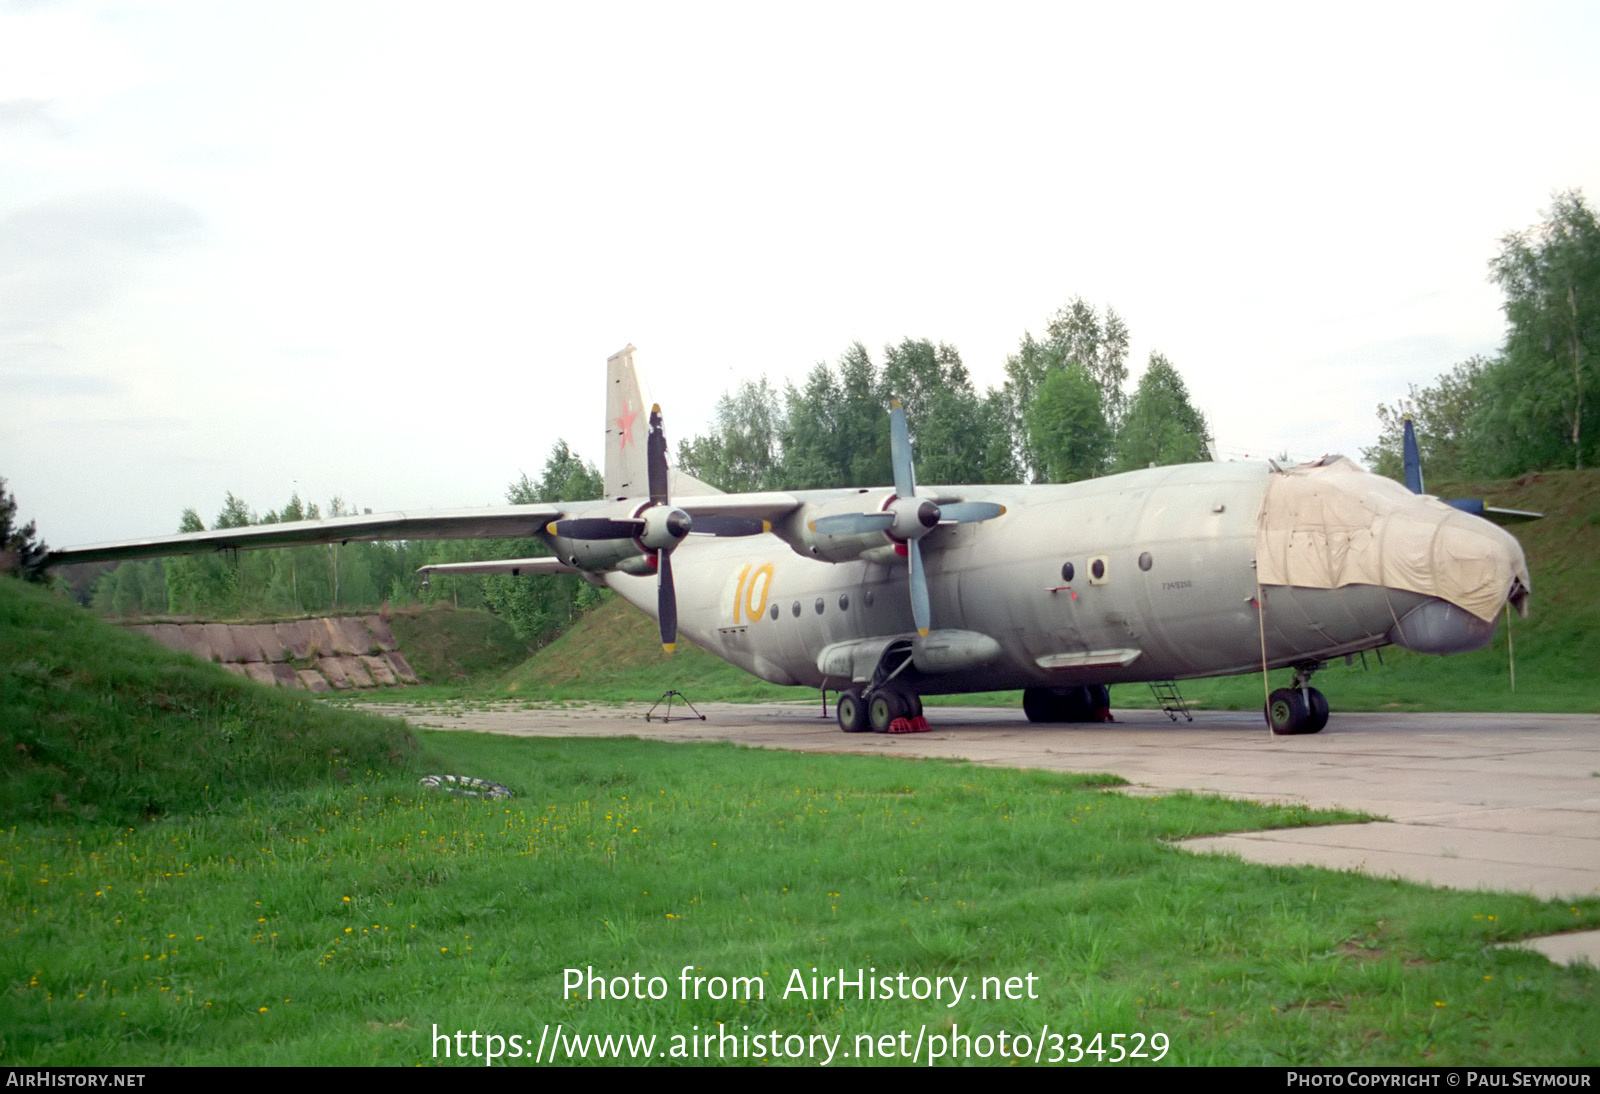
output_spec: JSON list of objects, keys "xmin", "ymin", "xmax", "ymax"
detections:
[{"xmin": 733, "ymin": 563, "xmax": 774, "ymax": 623}]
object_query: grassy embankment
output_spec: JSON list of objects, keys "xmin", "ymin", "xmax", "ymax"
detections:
[{"xmin": 3, "ymin": 577, "xmax": 1598, "ymax": 1065}]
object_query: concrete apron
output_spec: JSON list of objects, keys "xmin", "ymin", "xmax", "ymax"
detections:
[{"xmin": 369, "ymin": 702, "xmax": 1600, "ymax": 967}]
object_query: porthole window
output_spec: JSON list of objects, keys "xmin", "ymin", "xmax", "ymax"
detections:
[
  {"xmin": 814, "ymin": 597, "xmax": 825, "ymax": 615},
  {"xmin": 1138, "ymin": 551, "xmax": 1153, "ymax": 572},
  {"xmin": 1091, "ymin": 558, "xmax": 1106, "ymax": 580},
  {"xmin": 838, "ymin": 593, "xmax": 850, "ymax": 611},
  {"xmin": 769, "ymin": 603, "xmax": 779, "ymax": 621},
  {"xmin": 864, "ymin": 588, "xmax": 875, "ymax": 607},
  {"xmin": 1061, "ymin": 561, "xmax": 1075, "ymax": 583},
  {"xmin": 791, "ymin": 601, "xmax": 801, "ymax": 618}
]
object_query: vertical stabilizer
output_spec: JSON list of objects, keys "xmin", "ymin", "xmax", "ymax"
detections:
[
  {"xmin": 603, "ymin": 345, "xmax": 723, "ymax": 498},
  {"xmin": 605, "ymin": 345, "xmax": 650, "ymax": 498}
]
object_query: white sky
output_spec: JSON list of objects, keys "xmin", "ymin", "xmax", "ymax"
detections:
[{"xmin": 4, "ymin": 1, "xmax": 1599, "ymax": 546}]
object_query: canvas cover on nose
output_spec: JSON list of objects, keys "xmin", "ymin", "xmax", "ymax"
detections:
[{"xmin": 1255, "ymin": 457, "xmax": 1530, "ymax": 623}]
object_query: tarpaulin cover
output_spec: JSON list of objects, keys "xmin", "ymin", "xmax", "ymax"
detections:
[{"xmin": 1256, "ymin": 457, "xmax": 1529, "ymax": 623}]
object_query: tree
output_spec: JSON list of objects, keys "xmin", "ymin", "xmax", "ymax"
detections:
[
  {"xmin": 1003, "ymin": 299, "xmax": 1129, "ymax": 479},
  {"xmin": 1024, "ymin": 365, "xmax": 1110, "ymax": 483},
  {"xmin": 675, "ymin": 377, "xmax": 784, "ymax": 492},
  {"xmin": 479, "ymin": 442, "xmax": 606, "ymax": 644},
  {"xmin": 1363, "ymin": 356, "xmax": 1491, "ymax": 483},
  {"xmin": 1486, "ymin": 189, "xmax": 1600, "ymax": 471},
  {"xmin": 0, "ymin": 477, "xmax": 49, "ymax": 582},
  {"xmin": 1113, "ymin": 352, "xmax": 1210, "ymax": 472}
]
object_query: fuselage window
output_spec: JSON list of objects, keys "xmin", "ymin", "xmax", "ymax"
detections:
[
  {"xmin": 838, "ymin": 593, "xmax": 850, "ymax": 611},
  {"xmin": 1138, "ymin": 551, "xmax": 1153, "ymax": 572},
  {"xmin": 814, "ymin": 597, "xmax": 825, "ymax": 615},
  {"xmin": 791, "ymin": 601, "xmax": 801, "ymax": 618},
  {"xmin": 1061, "ymin": 561, "xmax": 1075, "ymax": 583},
  {"xmin": 1091, "ymin": 558, "xmax": 1106, "ymax": 580},
  {"xmin": 769, "ymin": 603, "xmax": 779, "ymax": 621},
  {"xmin": 863, "ymin": 588, "xmax": 875, "ymax": 608}
]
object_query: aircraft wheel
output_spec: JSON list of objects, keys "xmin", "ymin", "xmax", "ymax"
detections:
[
  {"xmin": 1022, "ymin": 688, "xmax": 1055, "ymax": 723},
  {"xmin": 1088, "ymin": 684, "xmax": 1112, "ymax": 722},
  {"xmin": 1266, "ymin": 687, "xmax": 1309, "ymax": 735},
  {"xmin": 1303, "ymin": 687, "xmax": 1329, "ymax": 733},
  {"xmin": 868, "ymin": 689, "xmax": 908, "ymax": 732},
  {"xmin": 837, "ymin": 690, "xmax": 869, "ymax": 733}
]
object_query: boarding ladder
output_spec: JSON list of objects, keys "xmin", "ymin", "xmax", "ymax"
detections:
[{"xmin": 1148, "ymin": 680, "xmax": 1193, "ymax": 722}]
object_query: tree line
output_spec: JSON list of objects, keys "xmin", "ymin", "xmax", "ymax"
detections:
[
  {"xmin": 677, "ymin": 298, "xmax": 1210, "ymax": 492},
  {"xmin": 81, "ymin": 443, "xmax": 606, "ymax": 646},
  {"xmin": 1365, "ymin": 189, "xmax": 1600, "ymax": 480}
]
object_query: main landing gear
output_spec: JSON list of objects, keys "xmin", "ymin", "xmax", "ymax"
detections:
[
  {"xmin": 1265, "ymin": 662, "xmax": 1329, "ymax": 736},
  {"xmin": 836, "ymin": 639, "xmax": 929, "ymax": 734},
  {"xmin": 837, "ymin": 685, "xmax": 926, "ymax": 733},
  {"xmin": 1022, "ymin": 685, "xmax": 1113, "ymax": 724}
]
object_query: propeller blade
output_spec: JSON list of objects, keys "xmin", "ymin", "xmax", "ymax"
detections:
[
  {"xmin": 657, "ymin": 548, "xmax": 677, "ymax": 653},
  {"xmin": 889, "ymin": 400, "xmax": 916, "ymax": 499},
  {"xmin": 907, "ymin": 537, "xmax": 930, "ymax": 636},
  {"xmin": 811, "ymin": 512, "xmax": 895, "ymax": 536},
  {"xmin": 937, "ymin": 501, "xmax": 1006, "ymax": 524},
  {"xmin": 548, "ymin": 517, "xmax": 644, "ymax": 539},
  {"xmin": 1402, "ymin": 415, "xmax": 1424, "ymax": 495},
  {"xmin": 647, "ymin": 404, "xmax": 669, "ymax": 505},
  {"xmin": 691, "ymin": 515, "xmax": 772, "ymax": 537}
]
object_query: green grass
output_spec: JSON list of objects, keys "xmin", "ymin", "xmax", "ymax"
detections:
[
  {"xmin": 3, "ymin": 578, "xmax": 1597, "ymax": 1066},
  {"xmin": 385, "ymin": 605, "xmax": 529, "ymax": 684},
  {"xmin": 1, "ymin": 579, "xmax": 422, "ymax": 826},
  {"xmin": 3, "ymin": 732, "xmax": 1595, "ymax": 1066}
]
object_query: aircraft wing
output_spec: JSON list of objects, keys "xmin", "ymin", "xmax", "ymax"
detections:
[
  {"xmin": 46, "ymin": 504, "xmax": 568, "ymax": 566},
  {"xmin": 677, "ymin": 492, "xmax": 799, "ymax": 522},
  {"xmin": 417, "ymin": 557, "xmax": 579, "ymax": 577}
]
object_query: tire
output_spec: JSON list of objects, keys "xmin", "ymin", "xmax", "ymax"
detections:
[
  {"xmin": 1266, "ymin": 687, "xmax": 1309, "ymax": 735},
  {"xmin": 837, "ymin": 690, "xmax": 869, "ymax": 733},
  {"xmin": 868, "ymin": 689, "xmax": 907, "ymax": 732},
  {"xmin": 1023, "ymin": 687, "xmax": 1054, "ymax": 723},
  {"xmin": 1303, "ymin": 687, "xmax": 1329, "ymax": 733},
  {"xmin": 1087, "ymin": 684, "xmax": 1112, "ymax": 722}
]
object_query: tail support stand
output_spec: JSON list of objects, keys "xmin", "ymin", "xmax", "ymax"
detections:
[{"xmin": 646, "ymin": 690, "xmax": 706, "ymax": 723}]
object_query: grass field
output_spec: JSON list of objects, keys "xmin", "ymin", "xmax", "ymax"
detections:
[{"xmin": 4, "ymin": 729, "xmax": 1596, "ymax": 1067}]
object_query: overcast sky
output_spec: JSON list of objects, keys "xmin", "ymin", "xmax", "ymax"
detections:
[{"xmin": 5, "ymin": 1, "xmax": 1599, "ymax": 547}]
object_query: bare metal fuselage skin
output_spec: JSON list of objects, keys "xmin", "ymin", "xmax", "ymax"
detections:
[{"xmin": 601, "ymin": 459, "xmax": 1498, "ymax": 694}]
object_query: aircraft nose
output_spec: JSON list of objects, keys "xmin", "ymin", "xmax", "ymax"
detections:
[
  {"xmin": 1257, "ymin": 457, "xmax": 1532, "ymax": 638},
  {"xmin": 1383, "ymin": 496, "xmax": 1532, "ymax": 653}
]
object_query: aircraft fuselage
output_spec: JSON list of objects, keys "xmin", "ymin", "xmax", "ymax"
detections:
[{"xmin": 603, "ymin": 459, "xmax": 1517, "ymax": 695}]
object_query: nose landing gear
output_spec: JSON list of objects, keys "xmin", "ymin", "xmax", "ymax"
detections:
[{"xmin": 1266, "ymin": 662, "xmax": 1329, "ymax": 735}]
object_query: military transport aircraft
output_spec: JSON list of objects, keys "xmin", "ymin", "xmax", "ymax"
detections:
[{"xmin": 48, "ymin": 346, "xmax": 1532, "ymax": 737}]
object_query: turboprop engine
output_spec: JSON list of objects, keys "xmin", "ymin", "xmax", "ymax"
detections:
[{"xmin": 545, "ymin": 501, "xmax": 692, "ymax": 573}]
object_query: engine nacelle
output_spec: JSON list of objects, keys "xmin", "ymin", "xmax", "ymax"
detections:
[
  {"xmin": 776, "ymin": 493, "xmax": 896, "ymax": 564},
  {"xmin": 542, "ymin": 501, "xmax": 668, "ymax": 574},
  {"xmin": 546, "ymin": 532, "xmax": 645, "ymax": 573}
]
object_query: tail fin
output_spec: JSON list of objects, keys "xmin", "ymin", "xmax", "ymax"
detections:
[{"xmin": 603, "ymin": 345, "xmax": 723, "ymax": 498}]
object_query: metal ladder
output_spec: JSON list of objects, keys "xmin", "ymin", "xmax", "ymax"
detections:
[{"xmin": 1148, "ymin": 680, "xmax": 1193, "ymax": 722}]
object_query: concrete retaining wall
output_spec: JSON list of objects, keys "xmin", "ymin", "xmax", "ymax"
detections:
[{"xmin": 126, "ymin": 616, "xmax": 418, "ymax": 692}]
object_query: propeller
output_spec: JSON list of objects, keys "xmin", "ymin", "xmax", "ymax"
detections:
[
  {"xmin": 544, "ymin": 405, "xmax": 764, "ymax": 653},
  {"xmin": 811, "ymin": 399, "xmax": 1005, "ymax": 636}
]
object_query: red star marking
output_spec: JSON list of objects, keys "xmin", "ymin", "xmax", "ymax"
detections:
[{"xmin": 615, "ymin": 399, "xmax": 639, "ymax": 450}]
